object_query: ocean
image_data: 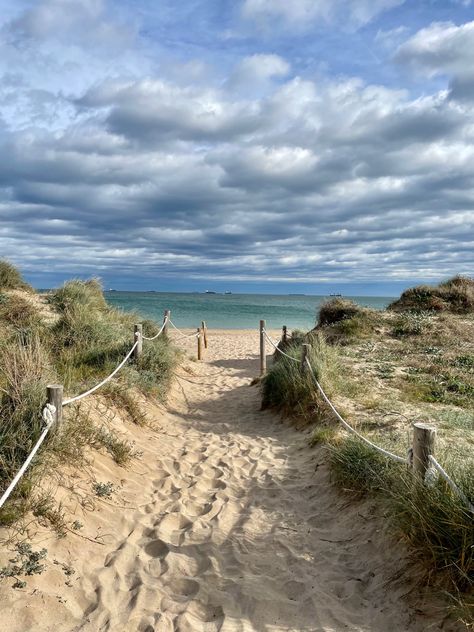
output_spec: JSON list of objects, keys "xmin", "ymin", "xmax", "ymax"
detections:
[{"xmin": 105, "ymin": 292, "xmax": 394, "ymax": 331}]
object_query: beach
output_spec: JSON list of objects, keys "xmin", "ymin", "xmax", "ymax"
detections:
[{"xmin": 0, "ymin": 329, "xmax": 461, "ymax": 632}]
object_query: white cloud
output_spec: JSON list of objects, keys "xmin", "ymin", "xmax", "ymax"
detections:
[{"xmin": 395, "ymin": 20, "xmax": 474, "ymax": 77}]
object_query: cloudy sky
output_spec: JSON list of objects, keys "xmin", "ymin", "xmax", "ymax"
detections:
[{"xmin": 1, "ymin": 0, "xmax": 474, "ymax": 294}]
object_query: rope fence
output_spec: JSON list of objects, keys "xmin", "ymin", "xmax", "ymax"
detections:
[
  {"xmin": 2, "ymin": 313, "xmax": 471, "ymax": 516},
  {"xmin": 260, "ymin": 319, "xmax": 474, "ymax": 514},
  {"xmin": 0, "ymin": 310, "xmax": 208, "ymax": 511}
]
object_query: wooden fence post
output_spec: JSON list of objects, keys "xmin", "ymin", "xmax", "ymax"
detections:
[
  {"xmin": 202, "ymin": 320, "xmax": 208, "ymax": 349},
  {"xmin": 412, "ymin": 423, "xmax": 436, "ymax": 480},
  {"xmin": 260, "ymin": 319, "xmax": 266, "ymax": 376},
  {"xmin": 133, "ymin": 324, "xmax": 142, "ymax": 359},
  {"xmin": 47, "ymin": 384, "xmax": 63, "ymax": 429},
  {"xmin": 197, "ymin": 328, "xmax": 203, "ymax": 360},
  {"xmin": 301, "ymin": 343, "xmax": 311, "ymax": 373},
  {"xmin": 282, "ymin": 325, "xmax": 288, "ymax": 344},
  {"xmin": 163, "ymin": 309, "xmax": 170, "ymax": 336}
]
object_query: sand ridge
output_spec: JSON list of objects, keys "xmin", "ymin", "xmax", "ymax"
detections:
[{"xmin": 0, "ymin": 330, "xmax": 461, "ymax": 631}]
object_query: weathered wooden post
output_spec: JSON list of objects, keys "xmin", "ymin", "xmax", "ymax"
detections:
[
  {"xmin": 133, "ymin": 324, "xmax": 143, "ymax": 359},
  {"xmin": 202, "ymin": 320, "xmax": 208, "ymax": 349},
  {"xmin": 163, "ymin": 309, "xmax": 170, "ymax": 336},
  {"xmin": 282, "ymin": 325, "xmax": 288, "ymax": 344},
  {"xmin": 47, "ymin": 384, "xmax": 63, "ymax": 429},
  {"xmin": 260, "ymin": 319, "xmax": 266, "ymax": 375},
  {"xmin": 412, "ymin": 423, "xmax": 436, "ymax": 480},
  {"xmin": 301, "ymin": 343, "xmax": 311, "ymax": 373},
  {"xmin": 197, "ymin": 328, "xmax": 203, "ymax": 360}
]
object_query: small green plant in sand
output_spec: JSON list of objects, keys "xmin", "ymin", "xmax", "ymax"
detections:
[
  {"xmin": 92, "ymin": 481, "xmax": 115, "ymax": 498},
  {"xmin": 0, "ymin": 543, "xmax": 48, "ymax": 588}
]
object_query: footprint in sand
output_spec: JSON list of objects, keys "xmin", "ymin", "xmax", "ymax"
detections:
[
  {"xmin": 178, "ymin": 602, "xmax": 225, "ymax": 632},
  {"xmin": 160, "ymin": 578, "xmax": 201, "ymax": 615},
  {"xmin": 143, "ymin": 538, "xmax": 170, "ymax": 577},
  {"xmin": 155, "ymin": 512, "xmax": 193, "ymax": 546}
]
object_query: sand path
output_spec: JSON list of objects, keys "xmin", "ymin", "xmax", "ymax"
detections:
[{"xmin": 73, "ymin": 330, "xmax": 453, "ymax": 632}]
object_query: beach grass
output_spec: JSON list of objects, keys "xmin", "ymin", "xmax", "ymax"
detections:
[
  {"xmin": 0, "ymin": 265, "xmax": 177, "ymax": 526},
  {"xmin": 261, "ymin": 277, "xmax": 474, "ymax": 624}
]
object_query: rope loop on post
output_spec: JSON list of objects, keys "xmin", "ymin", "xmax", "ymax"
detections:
[{"xmin": 42, "ymin": 403, "xmax": 56, "ymax": 427}]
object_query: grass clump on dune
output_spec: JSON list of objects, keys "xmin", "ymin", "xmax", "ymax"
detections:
[
  {"xmin": 0, "ymin": 336, "xmax": 55, "ymax": 524},
  {"xmin": 315, "ymin": 298, "xmax": 378, "ymax": 343},
  {"xmin": 48, "ymin": 278, "xmax": 176, "ymax": 397},
  {"xmin": 0, "ymin": 266, "xmax": 177, "ymax": 526},
  {"xmin": 330, "ymin": 437, "xmax": 474, "ymax": 613},
  {"xmin": 0, "ymin": 260, "xmax": 32, "ymax": 292},
  {"xmin": 389, "ymin": 275, "xmax": 474, "ymax": 314},
  {"xmin": 262, "ymin": 332, "xmax": 341, "ymax": 423}
]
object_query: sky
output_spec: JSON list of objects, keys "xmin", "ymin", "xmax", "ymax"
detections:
[{"xmin": 1, "ymin": 0, "xmax": 474, "ymax": 295}]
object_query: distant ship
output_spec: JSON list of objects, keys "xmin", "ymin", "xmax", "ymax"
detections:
[
  {"xmin": 205, "ymin": 290, "xmax": 217, "ymax": 294},
  {"xmin": 225, "ymin": 291, "xmax": 232, "ymax": 295},
  {"xmin": 329, "ymin": 293, "xmax": 343, "ymax": 297}
]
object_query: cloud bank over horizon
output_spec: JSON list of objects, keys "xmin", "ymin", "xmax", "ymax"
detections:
[{"xmin": 0, "ymin": 0, "xmax": 473, "ymax": 292}]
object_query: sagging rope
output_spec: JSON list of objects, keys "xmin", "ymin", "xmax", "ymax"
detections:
[
  {"xmin": 0, "ymin": 404, "xmax": 56, "ymax": 510},
  {"xmin": 303, "ymin": 357, "xmax": 408, "ymax": 464},
  {"xmin": 168, "ymin": 319, "xmax": 200, "ymax": 339},
  {"xmin": 266, "ymin": 329, "xmax": 473, "ymax": 512},
  {"xmin": 63, "ymin": 339, "xmax": 139, "ymax": 406},
  {"xmin": 0, "ymin": 312, "xmax": 201, "ymax": 509},
  {"xmin": 264, "ymin": 328, "xmax": 407, "ymax": 463},
  {"xmin": 262, "ymin": 329, "xmax": 300, "ymax": 363},
  {"xmin": 142, "ymin": 317, "xmax": 168, "ymax": 341}
]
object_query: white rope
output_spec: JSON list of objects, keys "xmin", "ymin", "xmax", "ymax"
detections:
[
  {"xmin": 428, "ymin": 455, "xmax": 474, "ymax": 514},
  {"xmin": 63, "ymin": 340, "xmax": 139, "ymax": 406},
  {"xmin": 142, "ymin": 317, "xmax": 167, "ymax": 341},
  {"xmin": 168, "ymin": 319, "xmax": 200, "ymax": 339},
  {"xmin": 304, "ymin": 357, "xmax": 407, "ymax": 464},
  {"xmin": 0, "ymin": 405, "xmax": 56, "ymax": 510},
  {"xmin": 262, "ymin": 329, "xmax": 300, "ymax": 363},
  {"xmin": 173, "ymin": 331, "xmax": 200, "ymax": 340}
]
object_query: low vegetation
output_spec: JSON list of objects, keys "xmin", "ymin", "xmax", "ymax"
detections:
[
  {"xmin": 314, "ymin": 297, "xmax": 379, "ymax": 343},
  {"xmin": 262, "ymin": 277, "xmax": 474, "ymax": 626},
  {"xmin": 0, "ymin": 260, "xmax": 33, "ymax": 292},
  {"xmin": 389, "ymin": 275, "xmax": 474, "ymax": 314},
  {"xmin": 0, "ymin": 263, "xmax": 177, "ymax": 528}
]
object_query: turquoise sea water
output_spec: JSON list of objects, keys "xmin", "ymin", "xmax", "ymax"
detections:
[{"xmin": 105, "ymin": 292, "xmax": 395, "ymax": 330}]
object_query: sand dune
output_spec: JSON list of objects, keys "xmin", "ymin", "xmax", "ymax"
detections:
[{"xmin": 0, "ymin": 330, "xmax": 462, "ymax": 631}]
